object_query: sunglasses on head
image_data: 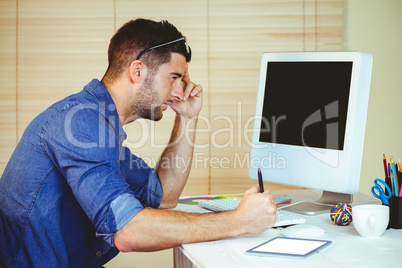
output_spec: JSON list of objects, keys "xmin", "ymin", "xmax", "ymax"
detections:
[{"xmin": 135, "ymin": 36, "xmax": 191, "ymax": 61}]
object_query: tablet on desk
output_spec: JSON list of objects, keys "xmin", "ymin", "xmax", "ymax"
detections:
[{"xmin": 246, "ymin": 237, "xmax": 332, "ymax": 259}]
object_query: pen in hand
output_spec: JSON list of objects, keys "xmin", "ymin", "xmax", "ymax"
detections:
[{"xmin": 258, "ymin": 168, "xmax": 264, "ymax": 193}]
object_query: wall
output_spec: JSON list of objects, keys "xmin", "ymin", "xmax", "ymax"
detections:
[{"xmin": 344, "ymin": 0, "xmax": 402, "ymax": 196}]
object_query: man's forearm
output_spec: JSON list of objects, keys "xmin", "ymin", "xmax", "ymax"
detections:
[
  {"xmin": 114, "ymin": 208, "xmax": 243, "ymax": 252},
  {"xmin": 156, "ymin": 113, "xmax": 198, "ymax": 208},
  {"xmin": 114, "ymin": 186, "xmax": 277, "ymax": 252}
]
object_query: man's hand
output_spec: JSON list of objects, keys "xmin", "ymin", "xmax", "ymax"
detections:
[
  {"xmin": 233, "ymin": 185, "xmax": 277, "ymax": 234},
  {"xmin": 169, "ymin": 66, "xmax": 203, "ymax": 119},
  {"xmin": 156, "ymin": 66, "xmax": 202, "ymax": 208},
  {"xmin": 114, "ymin": 185, "xmax": 277, "ymax": 252}
]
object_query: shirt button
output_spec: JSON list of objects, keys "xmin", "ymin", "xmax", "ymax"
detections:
[{"xmin": 96, "ymin": 251, "xmax": 102, "ymax": 257}]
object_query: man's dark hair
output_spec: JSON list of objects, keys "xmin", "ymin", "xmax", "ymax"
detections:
[{"xmin": 104, "ymin": 18, "xmax": 191, "ymax": 81}]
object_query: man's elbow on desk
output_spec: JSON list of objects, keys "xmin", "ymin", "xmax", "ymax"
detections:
[
  {"xmin": 157, "ymin": 198, "xmax": 179, "ymax": 210},
  {"xmin": 113, "ymin": 208, "xmax": 182, "ymax": 252},
  {"xmin": 114, "ymin": 233, "xmax": 159, "ymax": 253},
  {"xmin": 114, "ymin": 210, "xmax": 158, "ymax": 252}
]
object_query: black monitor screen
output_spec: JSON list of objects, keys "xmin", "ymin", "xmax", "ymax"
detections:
[{"xmin": 259, "ymin": 61, "xmax": 352, "ymax": 150}]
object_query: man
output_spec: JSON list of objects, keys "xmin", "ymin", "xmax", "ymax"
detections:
[{"xmin": 0, "ymin": 18, "xmax": 276, "ymax": 267}]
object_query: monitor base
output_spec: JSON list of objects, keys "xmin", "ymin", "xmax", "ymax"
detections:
[{"xmin": 281, "ymin": 191, "xmax": 353, "ymax": 215}]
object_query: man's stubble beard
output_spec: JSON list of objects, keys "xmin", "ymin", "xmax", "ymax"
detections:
[{"xmin": 128, "ymin": 74, "xmax": 164, "ymax": 122}]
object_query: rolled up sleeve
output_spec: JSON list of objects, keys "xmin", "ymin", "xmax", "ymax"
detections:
[{"xmin": 119, "ymin": 146, "xmax": 163, "ymax": 208}]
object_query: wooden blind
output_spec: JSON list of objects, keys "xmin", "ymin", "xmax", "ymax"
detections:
[
  {"xmin": 0, "ymin": 0, "xmax": 17, "ymax": 175},
  {"xmin": 208, "ymin": 0, "xmax": 343, "ymax": 194},
  {"xmin": 0, "ymin": 0, "xmax": 343, "ymax": 196}
]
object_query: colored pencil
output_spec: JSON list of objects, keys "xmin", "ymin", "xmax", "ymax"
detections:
[
  {"xmin": 391, "ymin": 157, "xmax": 399, "ymax": 196},
  {"xmin": 383, "ymin": 154, "xmax": 388, "ymax": 178},
  {"xmin": 399, "ymin": 159, "xmax": 402, "ymax": 174},
  {"xmin": 388, "ymin": 163, "xmax": 391, "ymax": 181},
  {"xmin": 400, "ymin": 183, "xmax": 402, "ymax": 197}
]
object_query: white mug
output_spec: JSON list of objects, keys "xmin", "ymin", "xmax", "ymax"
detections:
[{"xmin": 353, "ymin": 204, "xmax": 389, "ymax": 238}]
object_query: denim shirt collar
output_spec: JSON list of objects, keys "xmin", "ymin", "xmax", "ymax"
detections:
[{"xmin": 83, "ymin": 79, "xmax": 127, "ymax": 141}]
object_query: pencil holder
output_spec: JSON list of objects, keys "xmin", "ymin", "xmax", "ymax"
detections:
[
  {"xmin": 384, "ymin": 176, "xmax": 392, "ymax": 196},
  {"xmin": 389, "ymin": 196, "xmax": 402, "ymax": 229}
]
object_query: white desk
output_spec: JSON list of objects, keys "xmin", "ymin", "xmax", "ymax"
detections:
[{"xmin": 173, "ymin": 190, "xmax": 402, "ymax": 268}]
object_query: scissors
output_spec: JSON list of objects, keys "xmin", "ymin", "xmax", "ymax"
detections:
[{"xmin": 371, "ymin": 178, "xmax": 392, "ymax": 205}]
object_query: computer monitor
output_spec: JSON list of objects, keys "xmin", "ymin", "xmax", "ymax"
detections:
[{"xmin": 249, "ymin": 51, "xmax": 373, "ymax": 215}]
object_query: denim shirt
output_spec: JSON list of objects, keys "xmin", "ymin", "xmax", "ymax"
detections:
[{"xmin": 0, "ymin": 79, "xmax": 163, "ymax": 267}]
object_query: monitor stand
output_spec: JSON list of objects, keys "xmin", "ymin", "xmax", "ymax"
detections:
[{"xmin": 281, "ymin": 191, "xmax": 353, "ymax": 215}]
